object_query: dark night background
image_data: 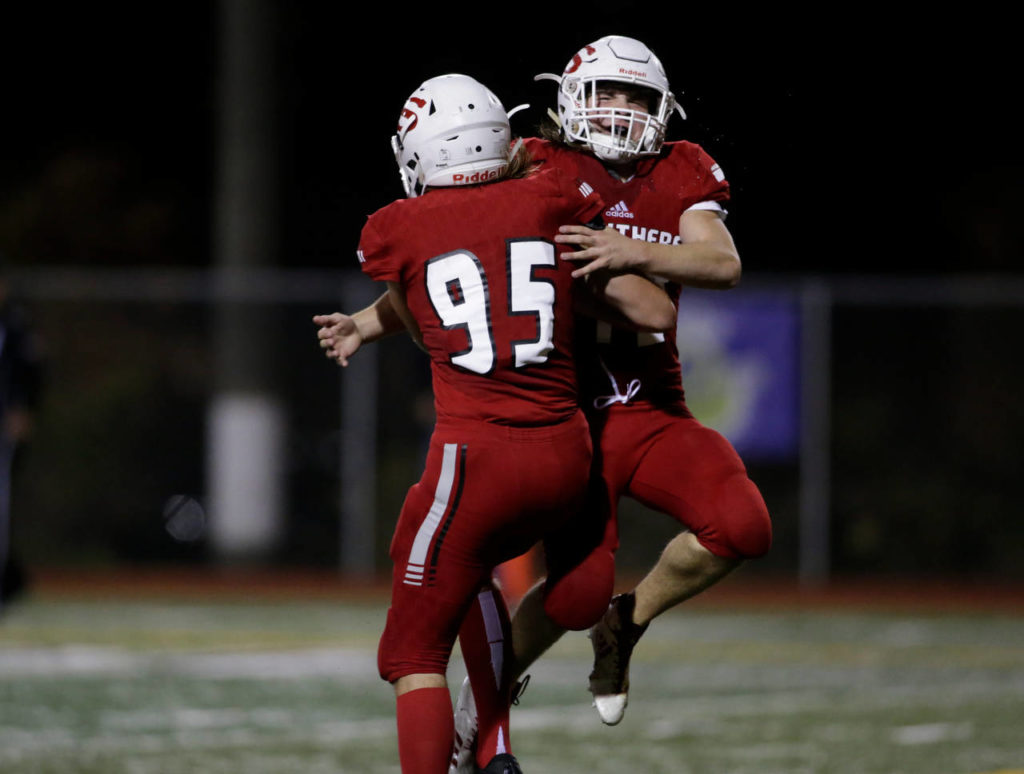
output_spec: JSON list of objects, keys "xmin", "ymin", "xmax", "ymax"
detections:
[
  {"xmin": 4, "ymin": 6, "xmax": 1021, "ymax": 275},
  {"xmin": 1, "ymin": 5, "xmax": 1022, "ymax": 580}
]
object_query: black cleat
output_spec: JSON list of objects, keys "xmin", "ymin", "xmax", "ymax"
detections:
[
  {"xmin": 449, "ymin": 676, "xmax": 530, "ymax": 774},
  {"xmin": 477, "ymin": 753, "xmax": 523, "ymax": 774}
]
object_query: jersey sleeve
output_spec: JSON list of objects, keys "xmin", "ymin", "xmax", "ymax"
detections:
[
  {"xmin": 685, "ymin": 143, "xmax": 731, "ymax": 207},
  {"xmin": 356, "ymin": 210, "xmax": 402, "ymax": 283}
]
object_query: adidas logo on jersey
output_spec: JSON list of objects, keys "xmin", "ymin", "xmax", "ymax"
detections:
[{"xmin": 605, "ymin": 200, "xmax": 635, "ymax": 219}]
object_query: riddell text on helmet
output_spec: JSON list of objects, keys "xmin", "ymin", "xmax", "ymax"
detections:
[{"xmin": 452, "ymin": 169, "xmax": 501, "ymax": 184}]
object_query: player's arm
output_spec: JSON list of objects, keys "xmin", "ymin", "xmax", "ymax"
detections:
[
  {"xmin": 556, "ymin": 208, "xmax": 741, "ymax": 289},
  {"xmin": 313, "ymin": 291, "xmax": 406, "ymax": 367},
  {"xmin": 575, "ymin": 271, "xmax": 676, "ymax": 332},
  {"xmin": 384, "ymin": 281, "xmax": 426, "ymax": 353}
]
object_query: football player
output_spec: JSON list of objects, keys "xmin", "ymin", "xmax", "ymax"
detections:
[
  {"xmin": 446, "ymin": 35, "xmax": 774, "ymax": 772},
  {"xmin": 320, "ymin": 73, "xmax": 674, "ymax": 774}
]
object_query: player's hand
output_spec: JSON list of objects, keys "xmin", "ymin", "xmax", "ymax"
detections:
[
  {"xmin": 313, "ymin": 312, "xmax": 363, "ymax": 367},
  {"xmin": 556, "ymin": 224, "xmax": 641, "ymax": 278}
]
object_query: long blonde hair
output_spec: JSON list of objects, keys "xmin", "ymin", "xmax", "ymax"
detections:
[
  {"xmin": 537, "ymin": 109, "xmax": 585, "ymax": 152},
  {"xmin": 496, "ymin": 139, "xmax": 537, "ymax": 181}
]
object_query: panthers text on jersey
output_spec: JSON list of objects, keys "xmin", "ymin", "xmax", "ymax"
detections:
[
  {"xmin": 358, "ymin": 166, "xmax": 603, "ymax": 427},
  {"xmin": 524, "ymin": 137, "xmax": 730, "ymax": 412}
]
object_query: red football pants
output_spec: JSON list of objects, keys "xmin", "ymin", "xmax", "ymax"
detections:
[{"xmin": 378, "ymin": 411, "xmax": 592, "ymax": 682}]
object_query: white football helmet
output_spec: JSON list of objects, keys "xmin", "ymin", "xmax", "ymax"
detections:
[
  {"xmin": 536, "ymin": 36, "xmax": 686, "ymax": 163},
  {"xmin": 392, "ymin": 74, "xmax": 513, "ymax": 198}
]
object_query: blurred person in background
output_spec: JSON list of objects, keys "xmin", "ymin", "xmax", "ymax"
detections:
[
  {"xmin": 315, "ymin": 74, "xmax": 673, "ymax": 774},
  {"xmin": 0, "ymin": 256, "xmax": 45, "ymax": 611}
]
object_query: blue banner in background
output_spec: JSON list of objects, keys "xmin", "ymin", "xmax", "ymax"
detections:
[{"xmin": 676, "ymin": 290, "xmax": 800, "ymax": 461}]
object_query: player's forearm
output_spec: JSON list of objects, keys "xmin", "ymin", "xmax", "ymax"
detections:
[
  {"xmin": 631, "ymin": 240, "xmax": 741, "ymax": 289},
  {"xmin": 578, "ymin": 272, "xmax": 676, "ymax": 332},
  {"xmin": 599, "ymin": 273, "xmax": 676, "ymax": 331},
  {"xmin": 384, "ymin": 282, "xmax": 427, "ymax": 353},
  {"xmin": 354, "ymin": 291, "xmax": 406, "ymax": 343}
]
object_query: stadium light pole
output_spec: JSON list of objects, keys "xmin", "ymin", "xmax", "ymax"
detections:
[{"xmin": 207, "ymin": 0, "xmax": 286, "ymax": 563}]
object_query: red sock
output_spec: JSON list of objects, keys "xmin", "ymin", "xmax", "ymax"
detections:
[
  {"xmin": 395, "ymin": 686, "xmax": 453, "ymax": 774},
  {"xmin": 458, "ymin": 584, "xmax": 513, "ymax": 767}
]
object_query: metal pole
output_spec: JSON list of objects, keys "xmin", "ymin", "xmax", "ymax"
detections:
[
  {"xmin": 207, "ymin": 0, "xmax": 285, "ymax": 561},
  {"xmin": 338, "ymin": 282, "xmax": 380, "ymax": 577},
  {"xmin": 798, "ymin": 279, "xmax": 833, "ymax": 586}
]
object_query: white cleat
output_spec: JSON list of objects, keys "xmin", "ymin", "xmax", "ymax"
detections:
[
  {"xmin": 592, "ymin": 693, "xmax": 628, "ymax": 726},
  {"xmin": 449, "ymin": 677, "xmax": 478, "ymax": 774}
]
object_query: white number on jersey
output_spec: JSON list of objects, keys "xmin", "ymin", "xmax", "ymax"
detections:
[
  {"xmin": 508, "ymin": 238, "xmax": 556, "ymax": 367},
  {"xmin": 424, "ymin": 240, "xmax": 558, "ymax": 374}
]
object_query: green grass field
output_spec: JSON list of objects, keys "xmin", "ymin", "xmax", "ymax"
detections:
[{"xmin": 2, "ymin": 585, "xmax": 1023, "ymax": 774}]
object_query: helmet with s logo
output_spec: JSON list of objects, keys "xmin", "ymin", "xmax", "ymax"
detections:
[
  {"xmin": 536, "ymin": 36, "xmax": 685, "ymax": 164},
  {"xmin": 392, "ymin": 74, "xmax": 513, "ymax": 197}
]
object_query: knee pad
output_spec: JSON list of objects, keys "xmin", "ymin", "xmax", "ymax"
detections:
[{"xmin": 713, "ymin": 473, "xmax": 772, "ymax": 559}]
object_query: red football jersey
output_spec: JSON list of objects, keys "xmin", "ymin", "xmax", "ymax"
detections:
[
  {"xmin": 358, "ymin": 167, "xmax": 603, "ymax": 426},
  {"xmin": 524, "ymin": 138, "xmax": 730, "ymax": 411}
]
